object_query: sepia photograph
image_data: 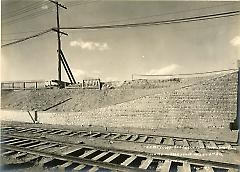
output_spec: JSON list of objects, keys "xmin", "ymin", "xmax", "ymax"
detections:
[{"xmin": 1, "ymin": 0, "xmax": 240, "ymax": 171}]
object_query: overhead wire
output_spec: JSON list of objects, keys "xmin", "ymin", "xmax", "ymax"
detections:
[
  {"xmin": 3, "ymin": 1, "xmax": 237, "ymax": 27},
  {"xmin": 1, "ymin": 29, "xmax": 53, "ymax": 42},
  {"xmin": 2, "ymin": 1, "xmax": 239, "ymax": 27},
  {"xmin": 60, "ymin": 10, "xmax": 240, "ymax": 30},
  {"xmin": 1, "ymin": 28, "xmax": 53, "ymax": 48},
  {"xmin": 82, "ymin": 2, "xmax": 239, "ymax": 26},
  {"xmin": 2, "ymin": 1, "xmax": 44, "ymax": 17},
  {"xmin": 65, "ymin": 0, "xmax": 100, "ymax": 8},
  {"xmin": 133, "ymin": 68, "xmax": 238, "ymax": 78},
  {"xmin": 1, "ymin": 10, "xmax": 239, "ymax": 48},
  {"xmin": 1, "ymin": 39, "xmax": 21, "ymax": 42},
  {"xmin": 2, "ymin": 5, "xmax": 54, "ymax": 26},
  {"xmin": 2, "ymin": 1, "xmax": 100, "ymax": 26},
  {"xmin": 2, "ymin": 1, "xmax": 49, "ymax": 20},
  {"xmin": 2, "ymin": 2, "xmax": 238, "ymax": 36},
  {"xmin": 3, "ymin": 10, "xmax": 54, "ymax": 26},
  {"xmin": 1, "ymin": 29, "xmax": 48, "ymax": 36}
]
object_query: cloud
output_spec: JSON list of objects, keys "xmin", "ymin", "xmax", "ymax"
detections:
[
  {"xmin": 72, "ymin": 69, "xmax": 102, "ymax": 81},
  {"xmin": 146, "ymin": 64, "xmax": 180, "ymax": 75},
  {"xmin": 70, "ymin": 39, "xmax": 109, "ymax": 51},
  {"xmin": 230, "ymin": 36, "xmax": 240, "ymax": 47}
]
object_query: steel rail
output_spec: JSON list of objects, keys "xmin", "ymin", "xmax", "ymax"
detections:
[
  {"xmin": 1, "ymin": 134, "xmax": 239, "ymax": 170},
  {"xmin": 1, "ymin": 144, "xmax": 143, "ymax": 172},
  {"xmin": 2, "ymin": 126, "xmax": 237, "ymax": 151}
]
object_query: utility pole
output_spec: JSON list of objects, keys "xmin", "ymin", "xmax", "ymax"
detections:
[
  {"xmin": 49, "ymin": 0, "xmax": 76, "ymax": 87},
  {"xmin": 49, "ymin": 0, "xmax": 67, "ymax": 83}
]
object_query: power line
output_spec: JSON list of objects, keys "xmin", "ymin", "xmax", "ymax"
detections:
[
  {"xmin": 1, "ymin": 28, "xmax": 53, "ymax": 48},
  {"xmin": 2, "ymin": 10, "xmax": 239, "ymax": 48},
  {"xmin": 133, "ymin": 68, "xmax": 238, "ymax": 78},
  {"xmin": 60, "ymin": 10, "xmax": 240, "ymax": 30},
  {"xmin": 2, "ymin": 6, "xmax": 54, "ymax": 26},
  {"xmin": 1, "ymin": 29, "xmax": 48, "ymax": 36},
  {"xmin": 1, "ymin": 39, "xmax": 20, "ymax": 42},
  {"xmin": 2, "ymin": 1, "xmax": 99, "ymax": 26},
  {"xmin": 84, "ymin": 2, "xmax": 239, "ymax": 26},
  {"xmin": 65, "ymin": 0, "xmax": 100, "ymax": 8},
  {"xmin": 3, "ymin": 11, "xmax": 53, "ymax": 26},
  {"xmin": 2, "ymin": 1, "xmax": 44, "ymax": 17},
  {"xmin": 2, "ymin": 1, "xmax": 238, "ymax": 27},
  {"xmin": 2, "ymin": 3, "xmax": 238, "ymax": 35},
  {"xmin": 2, "ymin": 1, "xmax": 49, "ymax": 20}
]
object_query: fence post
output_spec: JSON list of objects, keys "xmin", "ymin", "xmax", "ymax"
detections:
[
  {"xmin": 34, "ymin": 111, "xmax": 38, "ymax": 123},
  {"xmin": 98, "ymin": 79, "xmax": 101, "ymax": 90},
  {"xmin": 82, "ymin": 80, "xmax": 84, "ymax": 89}
]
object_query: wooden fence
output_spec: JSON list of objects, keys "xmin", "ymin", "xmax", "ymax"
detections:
[
  {"xmin": 1, "ymin": 79, "xmax": 102, "ymax": 90},
  {"xmin": 1, "ymin": 80, "xmax": 47, "ymax": 90}
]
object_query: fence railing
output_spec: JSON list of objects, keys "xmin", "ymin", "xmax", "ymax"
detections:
[
  {"xmin": 1, "ymin": 79, "xmax": 102, "ymax": 90},
  {"xmin": 131, "ymin": 68, "xmax": 238, "ymax": 80},
  {"xmin": 1, "ymin": 80, "xmax": 47, "ymax": 90}
]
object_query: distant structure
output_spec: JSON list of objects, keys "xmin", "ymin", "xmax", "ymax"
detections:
[{"xmin": 82, "ymin": 79, "xmax": 101, "ymax": 90}]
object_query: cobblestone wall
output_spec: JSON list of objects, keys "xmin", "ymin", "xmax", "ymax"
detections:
[{"xmin": 67, "ymin": 72, "xmax": 237, "ymax": 130}]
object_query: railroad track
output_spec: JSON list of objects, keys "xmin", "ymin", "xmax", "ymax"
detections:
[
  {"xmin": 1, "ymin": 134, "xmax": 239, "ymax": 172},
  {"xmin": 1, "ymin": 126, "xmax": 237, "ymax": 151}
]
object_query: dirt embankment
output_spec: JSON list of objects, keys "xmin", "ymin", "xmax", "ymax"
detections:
[
  {"xmin": 1, "ymin": 78, "xmax": 185, "ymax": 112},
  {"xmin": 1, "ymin": 88, "xmax": 166, "ymax": 112},
  {"xmin": 0, "ymin": 74, "xmax": 232, "ymax": 112}
]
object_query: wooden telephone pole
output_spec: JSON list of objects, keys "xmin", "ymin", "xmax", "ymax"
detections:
[{"xmin": 49, "ymin": 0, "xmax": 76, "ymax": 86}]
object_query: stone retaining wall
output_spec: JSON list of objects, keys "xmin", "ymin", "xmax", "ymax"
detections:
[{"xmin": 0, "ymin": 72, "xmax": 238, "ymax": 131}]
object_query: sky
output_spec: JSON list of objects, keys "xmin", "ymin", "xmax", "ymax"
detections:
[{"xmin": 1, "ymin": 0, "xmax": 240, "ymax": 82}]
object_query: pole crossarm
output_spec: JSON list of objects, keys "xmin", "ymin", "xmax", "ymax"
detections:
[
  {"xmin": 49, "ymin": 0, "xmax": 67, "ymax": 9},
  {"xmin": 52, "ymin": 28, "xmax": 68, "ymax": 36}
]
